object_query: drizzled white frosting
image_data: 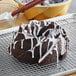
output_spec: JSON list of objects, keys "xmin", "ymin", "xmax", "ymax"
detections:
[
  {"xmin": 28, "ymin": 38, "xmax": 34, "ymax": 58},
  {"xmin": 60, "ymin": 34, "xmax": 66, "ymax": 55},
  {"xmin": 13, "ymin": 41, "xmax": 18, "ymax": 49},
  {"xmin": 21, "ymin": 39, "xmax": 24, "ymax": 49},
  {"xmin": 9, "ymin": 20, "xmax": 69, "ymax": 63},
  {"xmin": 39, "ymin": 38, "xmax": 58, "ymax": 63}
]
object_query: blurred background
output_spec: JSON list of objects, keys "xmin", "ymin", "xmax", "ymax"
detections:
[
  {"xmin": 69, "ymin": 0, "xmax": 76, "ymax": 13},
  {"xmin": 0, "ymin": 0, "xmax": 75, "ymax": 21},
  {"xmin": 0, "ymin": 0, "xmax": 75, "ymax": 13}
]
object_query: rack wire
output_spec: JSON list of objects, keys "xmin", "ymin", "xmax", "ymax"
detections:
[{"xmin": 0, "ymin": 14, "xmax": 76, "ymax": 76}]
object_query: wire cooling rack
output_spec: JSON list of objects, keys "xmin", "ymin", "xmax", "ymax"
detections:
[{"xmin": 0, "ymin": 13, "xmax": 76, "ymax": 76}]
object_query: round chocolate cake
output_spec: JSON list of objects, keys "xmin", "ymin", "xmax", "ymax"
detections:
[{"xmin": 9, "ymin": 20, "xmax": 69, "ymax": 65}]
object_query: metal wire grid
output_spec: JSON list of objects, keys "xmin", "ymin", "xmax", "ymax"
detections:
[{"xmin": 0, "ymin": 14, "xmax": 76, "ymax": 76}]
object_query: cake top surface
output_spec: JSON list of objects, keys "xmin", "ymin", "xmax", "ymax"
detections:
[{"xmin": 14, "ymin": 20, "xmax": 68, "ymax": 41}]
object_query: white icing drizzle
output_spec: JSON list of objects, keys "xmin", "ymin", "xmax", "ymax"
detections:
[
  {"xmin": 21, "ymin": 24, "xmax": 26, "ymax": 30},
  {"xmin": 13, "ymin": 32, "xmax": 18, "ymax": 39},
  {"xmin": 60, "ymin": 35, "xmax": 66, "ymax": 55},
  {"xmin": 9, "ymin": 44, "xmax": 12, "ymax": 55},
  {"xmin": 10, "ymin": 20, "xmax": 69, "ymax": 64},
  {"xmin": 21, "ymin": 39, "xmax": 24, "ymax": 49},
  {"xmin": 47, "ymin": 40, "xmax": 52, "ymax": 54},
  {"xmin": 31, "ymin": 38, "xmax": 33, "ymax": 50},
  {"xmin": 28, "ymin": 37, "xmax": 46, "ymax": 59},
  {"xmin": 13, "ymin": 41, "xmax": 18, "ymax": 49},
  {"xmin": 37, "ymin": 26, "xmax": 42, "ymax": 36},
  {"xmin": 44, "ymin": 21, "xmax": 48, "ymax": 26},
  {"xmin": 22, "ymin": 30, "xmax": 27, "ymax": 39},
  {"xmin": 42, "ymin": 29, "xmax": 49, "ymax": 36},
  {"xmin": 55, "ymin": 44, "xmax": 59, "ymax": 63},
  {"xmin": 28, "ymin": 23, "xmax": 32, "ymax": 35},
  {"xmin": 30, "ymin": 38, "xmax": 34, "ymax": 58},
  {"xmin": 28, "ymin": 37, "xmax": 36, "ymax": 58},
  {"xmin": 42, "ymin": 29, "xmax": 53, "ymax": 36},
  {"xmin": 40, "ymin": 43, "xmax": 42, "ymax": 58},
  {"xmin": 33, "ymin": 24, "xmax": 37, "ymax": 37},
  {"xmin": 39, "ymin": 38, "xmax": 58, "ymax": 63},
  {"xmin": 30, "ymin": 20, "xmax": 42, "ymax": 36},
  {"xmin": 22, "ymin": 30, "xmax": 33, "ymax": 39}
]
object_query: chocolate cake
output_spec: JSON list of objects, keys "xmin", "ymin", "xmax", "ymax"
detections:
[{"xmin": 9, "ymin": 20, "xmax": 69, "ymax": 65}]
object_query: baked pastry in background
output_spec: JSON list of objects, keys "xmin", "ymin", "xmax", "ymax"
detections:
[
  {"xmin": 9, "ymin": 20, "xmax": 69, "ymax": 65},
  {"xmin": 17, "ymin": 0, "xmax": 71, "ymax": 20}
]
